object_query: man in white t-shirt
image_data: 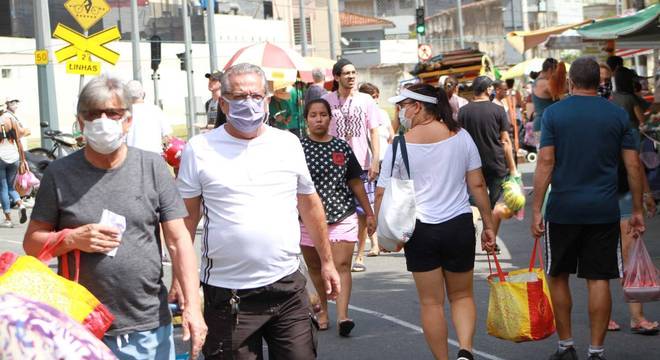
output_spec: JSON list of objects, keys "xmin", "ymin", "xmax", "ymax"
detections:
[
  {"xmin": 125, "ymin": 81, "xmax": 172, "ymax": 154},
  {"xmin": 176, "ymin": 63, "xmax": 340, "ymax": 360},
  {"xmin": 323, "ymin": 59, "xmax": 380, "ymax": 271}
]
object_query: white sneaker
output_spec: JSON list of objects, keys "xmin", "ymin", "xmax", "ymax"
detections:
[
  {"xmin": 23, "ymin": 198, "xmax": 35, "ymax": 208},
  {"xmin": 0, "ymin": 220, "xmax": 14, "ymax": 228}
]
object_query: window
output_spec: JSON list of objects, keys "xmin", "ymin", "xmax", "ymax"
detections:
[
  {"xmin": 293, "ymin": 17, "xmax": 312, "ymax": 45},
  {"xmin": 398, "ymin": 0, "xmax": 414, "ymax": 9},
  {"xmin": 1, "ymin": 69, "xmax": 11, "ymax": 78}
]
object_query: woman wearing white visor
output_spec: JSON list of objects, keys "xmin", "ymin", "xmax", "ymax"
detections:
[{"xmin": 375, "ymin": 84, "xmax": 496, "ymax": 360}]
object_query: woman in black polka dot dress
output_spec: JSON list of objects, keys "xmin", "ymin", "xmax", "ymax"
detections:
[{"xmin": 299, "ymin": 99, "xmax": 376, "ymax": 337}]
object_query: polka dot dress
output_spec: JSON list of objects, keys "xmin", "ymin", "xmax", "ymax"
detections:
[{"xmin": 301, "ymin": 137, "xmax": 362, "ymax": 224}]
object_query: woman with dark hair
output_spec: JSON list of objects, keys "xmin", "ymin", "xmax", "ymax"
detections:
[
  {"xmin": 375, "ymin": 84, "xmax": 496, "ymax": 360},
  {"xmin": 532, "ymin": 58, "xmax": 559, "ymax": 142},
  {"xmin": 299, "ymin": 98, "xmax": 375, "ymax": 336},
  {"xmin": 608, "ymin": 67, "xmax": 658, "ymax": 335}
]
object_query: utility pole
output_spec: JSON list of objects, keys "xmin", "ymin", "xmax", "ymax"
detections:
[
  {"xmin": 33, "ymin": 0, "xmax": 59, "ymax": 147},
  {"xmin": 327, "ymin": 0, "xmax": 338, "ymax": 59},
  {"xmin": 183, "ymin": 0, "xmax": 196, "ymax": 138},
  {"xmin": 299, "ymin": 0, "xmax": 308, "ymax": 56},
  {"xmin": 456, "ymin": 0, "xmax": 465, "ymax": 49},
  {"xmin": 207, "ymin": 0, "xmax": 218, "ymax": 71},
  {"xmin": 130, "ymin": 0, "xmax": 142, "ymax": 82}
]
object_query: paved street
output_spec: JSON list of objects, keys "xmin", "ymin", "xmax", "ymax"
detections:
[{"xmin": 1, "ymin": 164, "xmax": 658, "ymax": 359}]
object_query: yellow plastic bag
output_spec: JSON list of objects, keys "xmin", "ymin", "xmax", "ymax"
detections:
[
  {"xmin": 0, "ymin": 248, "xmax": 114, "ymax": 338},
  {"xmin": 486, "ymin": 238, "xmax": 555, "ymax": 342}
]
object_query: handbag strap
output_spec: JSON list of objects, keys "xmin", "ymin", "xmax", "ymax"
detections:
[
  {"xmin": 37, "ymin": 229, "xmax": 79, "ymax": 282},
  {"xmin": 528, "ymin": 237, "xmax": 545, "ymax": 272},
  {"xmin": 390, "ymin": 132, "xmax": 411, "ymax": 179},
  {"xmin": 487, "ymin": 252, "xmax": 507, "ymax": 283}
]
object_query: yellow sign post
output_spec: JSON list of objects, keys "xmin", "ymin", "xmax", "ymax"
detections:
[
  {"xmin": 53, "ymin": 23, "xmax": 121, "ymax": 76},
  {"xmin": 64, "ymin": 0, "xmax": 111, "ymax": 31},
  {"xmin": 34, "ymin": 50, "xmax": 49, "ymax": 65}
]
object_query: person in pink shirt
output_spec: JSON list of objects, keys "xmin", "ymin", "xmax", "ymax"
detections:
[{"xmin": 322, "ymin": 59, "xmax": 380, "ymax": 272}]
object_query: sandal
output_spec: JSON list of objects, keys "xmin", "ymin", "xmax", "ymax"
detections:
[
  {"xmin": 351, "ymin": 262, "xmax": 366, "ymax": 272},
  {"xmin": 631, "ymin": 319, "xmax": 659, "ymax": 335},
  {"xmin": 607, "ymin": 320, "xmax": 621, "ymax": 331},
  {"xmin": 367, "ymin": 249, "xmax": 380, "ymax": 257},
  {"xmin": 317, "ymin": 311, "xmax": 329, "ymax": 331},
  {"xmin": 338, "ymin": 319, "xmax": 355, "ymax": 337}
]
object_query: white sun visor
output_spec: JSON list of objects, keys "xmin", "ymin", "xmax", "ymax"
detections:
[{"xmin": 387, "ymin": 88, "xmax": 438, "ymax": 104}]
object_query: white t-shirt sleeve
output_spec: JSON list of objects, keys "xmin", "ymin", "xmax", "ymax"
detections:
[
  {"xmin": 463, "ymin": 130, "xmax": 482, "ymax": 172},
  {"xmin": 292, "ymin": 139, "xmax": 316, "ymax": 195},
  {"xmin": 160, "ymin": 112, "xmax": 173, "ymax": 137},
  {"xmin": 176, "ymin": 140, "xmax": 202, "ymax": 198}
]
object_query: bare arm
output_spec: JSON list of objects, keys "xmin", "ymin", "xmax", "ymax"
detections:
[
  {"xmin": 466, "ymin": 169, "xmax": 496, "ymax": 251},
  {"xmin": 369, "ymin": 127, "xmax": 380, "ymax": 181},
  {"xmin": 622, "ymin": 149, "xmax": 646, "ymax": 236},
  {"xmin": 183, "ymin": 196, "xmax": 203, "ymax": 244},
  {"xmin": 348, "ymin": 178, "xmax": 375, "ymax": 235},
  {"xmin": 297, "ymin": 193, "xmax": 340, "ymax": 299},
  {"xmin": 531, "ymin": 146, "xmax": 555, "ymax": 237},
  {"xmin": 161, "ymin": 218, "xmax": 207, "ymax": 359},
  {"xmin": 500, "ymin": 131, "xmax": 517, "ymax": 175},
  {"xmin": 633, "ymin": 105, "xmax": 646, "ymax": 126},
  {"xmin": 24, "ymin": 220, "xmax": 120, "ymax": 257}
]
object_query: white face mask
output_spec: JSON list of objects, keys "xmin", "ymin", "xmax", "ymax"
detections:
[
  {"xmin": 83, "ymin": 117, "xmax": 126, "ymax": 154},
  {"xmin": 398, "ymin": 106, "xmax": 412, "ymax": 130}
]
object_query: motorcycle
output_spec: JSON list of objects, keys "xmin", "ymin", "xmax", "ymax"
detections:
[{"xmin": 28, "ymin": 122, "xmax": 82, "ymax": 160}]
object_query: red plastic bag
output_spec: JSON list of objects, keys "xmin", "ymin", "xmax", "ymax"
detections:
[{"xmin": 623, "ymin": 237, "xmax": 660, "ymax": 303}]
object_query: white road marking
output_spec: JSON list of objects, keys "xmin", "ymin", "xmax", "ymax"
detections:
[
  {"xmin": 345, "ymin": 303, "xmax": 508, "ymax": 360},
  {"xmin": 3, "ymin": 239, "xmax": 22, "ymax": 245}
]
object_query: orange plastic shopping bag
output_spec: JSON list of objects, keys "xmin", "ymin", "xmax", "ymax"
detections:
[
  {"xmin": 0, "ymin": 230, "xmax": 114, "ymax": 338},
  {"xmin": 486, "ymin": 237, "xmax": 555, "ymax": 342}
]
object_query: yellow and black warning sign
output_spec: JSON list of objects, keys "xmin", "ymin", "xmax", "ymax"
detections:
[{"xmin": 64, "ymin": 0, "xmax": 111, "ymax": 31}]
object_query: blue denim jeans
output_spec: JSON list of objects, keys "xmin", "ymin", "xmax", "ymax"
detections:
[
  {"xmin": 0, "ymin": 159, "xmax": 20, "ymax": 215},
  {"xmin": 103, "ymin": 324, "xmax": 175, "ymax": 360}
]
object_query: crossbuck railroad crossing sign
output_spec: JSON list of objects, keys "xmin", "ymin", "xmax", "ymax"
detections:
[{"xmin": 53, "ymin": 23, "xmax": 121, "ymax": 76}]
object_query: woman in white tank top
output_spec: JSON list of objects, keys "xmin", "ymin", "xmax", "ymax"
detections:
[
  {"xmin": 0, "ymin": 110, "xmax": 27, "ymax": 227},
  {"xmin": 375, "ymin": 84, "xmax": 496, "ymax": 360}
]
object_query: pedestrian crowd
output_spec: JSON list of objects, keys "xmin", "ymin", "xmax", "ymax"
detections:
[{"xmin": 0, "ymin": 54, "xmax": 657, "ymax": 360}]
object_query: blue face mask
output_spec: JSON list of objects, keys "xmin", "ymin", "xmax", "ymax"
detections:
[{"xmin": 223, "ymin": 97, "xmax": 267, "ymax": 133}]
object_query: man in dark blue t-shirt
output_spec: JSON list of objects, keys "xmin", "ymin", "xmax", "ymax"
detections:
[{"xmin": 531, "ymin": 57, "xmax": 645, "ymax": 360}]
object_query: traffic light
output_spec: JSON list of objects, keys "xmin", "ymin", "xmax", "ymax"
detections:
[
  {"xmin": 176, "ymin": 52, "xmax": 186, "ymax": 71},
  {"xmin": 150, "ymin": 35, "xmax": 161, "ymax": 71},
  {"xmin": 416, "ymin": 7, "xmax": 425, "ymax": 36}
]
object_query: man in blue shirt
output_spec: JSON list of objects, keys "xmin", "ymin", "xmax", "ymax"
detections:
[{"xmin": 531, "ymin": 57, "xmax": 645, "ymax": 360}]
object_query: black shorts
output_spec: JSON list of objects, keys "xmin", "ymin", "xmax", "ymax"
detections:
[
  {"xmin": 202, "ymin": 271, "xmax": 318, "ymax": 360},
  {"xmin": 544, "ymin": 222, "xmax": 622, "ymax": 280},
  {"xmin": 404, "ymin": 213, "xmax": 476, "ymax": 273}
]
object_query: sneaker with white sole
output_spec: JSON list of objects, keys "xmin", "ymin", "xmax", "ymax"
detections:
[
  {"xmin": 457, "ymin": 349, "xmax": 474, "ymax": 360},
  {"xmin": 0, "ymin": 220, "xmax": 14, "ymax": 228}
]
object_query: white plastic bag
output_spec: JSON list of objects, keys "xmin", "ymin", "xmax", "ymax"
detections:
[{"xmin": 377, "ymin": 135, "xmax": 416, "ymax": 251}]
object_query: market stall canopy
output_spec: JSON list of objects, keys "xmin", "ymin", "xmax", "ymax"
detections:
[
  {"xmin": 501, "ymin": 58, "xmax": 571, "ymax": 80},
  {"xmin": 506, "ymin": 20, "xmax": 594, "ymax": 54},
  {"xmin": 577, "ymin": 4, "xmax": 659, "ymax": 42},
  {"xmin": 545, "ymin": 29, "xmax": 584, "ymax": 50}
]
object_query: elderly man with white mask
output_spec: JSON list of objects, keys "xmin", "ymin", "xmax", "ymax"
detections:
[
  {"xmin": 23, "ymin": 74, "xmax": 207, "ymax": 360},
  {"xmin": 176, "ymin": 63, "xmax": 340, "ymax": 360}
]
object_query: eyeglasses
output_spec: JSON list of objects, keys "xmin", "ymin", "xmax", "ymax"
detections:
[
  {"xmin": 444, "ymin": 83, "xmax": 456, "ymax": 88},
  {"xmin": 225, "ymin": 92, "xmax": 266, "ymax": 101},
  {"xmin": 81, "ymin": 108, "xmax": 127, "ymax": 120}
]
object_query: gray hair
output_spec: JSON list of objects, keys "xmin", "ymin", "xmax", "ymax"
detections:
[
  {"xmin": 220, "ymin": 63, "xmax": 269, "ymax": 95},
  {"xmin": 77, "ymin": 75, "xmax": 131, "ymax": 114},
  {"xmin": 312, "ymin": 68, "xmax": 325, "ymax": 82},
  {"xmin": 569, "ymin": 56, "xmax": 600, "ymax": 90},
  {"xmin": 125, "ymin": 80, "xmax": 146, "ymax": 102}
]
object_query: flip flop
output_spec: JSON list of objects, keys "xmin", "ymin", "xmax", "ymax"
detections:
[
  {"xmin": 608, "ymin": 320, "xmax": 621, "ymax": 331},
  {"xmin": 318, "ymin": 322, "xmax": 329, "ymax": 331},
  {"xmin": 338, "ymin": 319, "xmax": 355, "ymax": 337},
  {"xmin": 351, "ymin": 263, "xmax": 366, "ymax": 272},
  {"xmin": 631, "ymin": 320, "xmax": 659, "ymax": 335},
  {"xmin": 367, "ymin": 250, "xmax": 379, "ymax": 257}
]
